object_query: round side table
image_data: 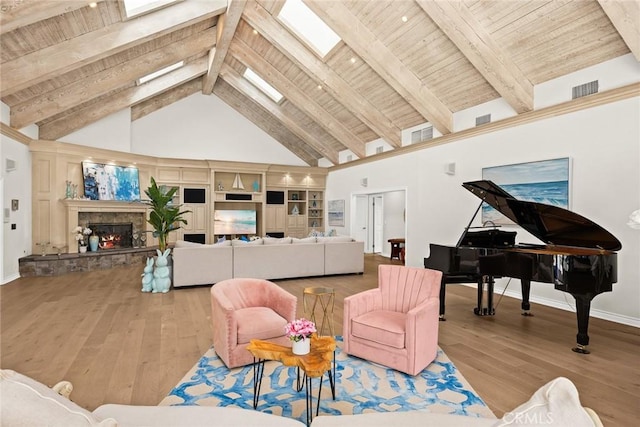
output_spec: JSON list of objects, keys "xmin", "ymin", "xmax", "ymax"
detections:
[{"xmin": 303, "ymin": 287, "xmax": 335, "ymax": 337}]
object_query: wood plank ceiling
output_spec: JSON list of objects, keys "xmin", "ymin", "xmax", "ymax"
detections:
[{"xmin": 1, "ymin": 0, "xmax": 637, "ymax": 166}]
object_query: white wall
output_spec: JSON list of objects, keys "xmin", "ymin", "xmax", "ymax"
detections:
[
  {"xmin": 64, "ymin": 108, "xmax": 132, "ymax": 152},
  {"xmin": 131, "ymin": 93, "xmax": 307, "ymax": 165},
  {"xmin": 1, "ymin": 137, "xmax": 32, "ymax": 284},
  {"xmin": 327, "ymin": 97, "xmax": 640, "ymax": 325}
]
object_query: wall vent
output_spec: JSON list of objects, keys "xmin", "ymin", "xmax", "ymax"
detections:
[
  {"xmin": 375, "ymin": 146, "xmax": 384, "ymax": 154},
  {"xmin": 410, "ymin": 126, "xmax": 433, "ymax": 144},
  {"xmin": 475, "ymin": 114, "xmax": 491, "ymax": 126},
  {"xmin": 572, "ymin": 80, "xmax": 599, "ymax": 99}
]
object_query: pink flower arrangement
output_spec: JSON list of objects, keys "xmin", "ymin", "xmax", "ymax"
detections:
[{"xmin": 285, "ymin": 318, "xmax": 316, "ymax": 342}]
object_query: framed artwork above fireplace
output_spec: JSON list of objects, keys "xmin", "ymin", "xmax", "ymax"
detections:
[{"xmin": 82, "ymin": 161, "xmax": 141, "ymax": 201}]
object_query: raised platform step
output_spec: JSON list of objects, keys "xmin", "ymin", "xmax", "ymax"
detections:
[{"xmin": 19, "ymin": 247, "xmax": 159, "ymax": 277}]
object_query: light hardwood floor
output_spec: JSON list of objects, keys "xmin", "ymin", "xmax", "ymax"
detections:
[{"xmin": 1, "ymin": 254, "xmax": 638, "ymax": 426}]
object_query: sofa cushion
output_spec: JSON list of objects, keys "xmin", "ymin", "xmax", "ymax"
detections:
[
  {"xmin": 263, "ymin": 237, "xmax": 292, "ymax": 245},
  {"xmin": 232, "ymin": 238, "xmax": 263, "ymax": 246},
  {"xmin": 94, "ymin": 405, "xmax": 305, "ymax": 427},
  {"xmin": 174, "ymin": 240, "xmax": 203, "ymax": 248},
  {"xmin": 292, "ymin": 236, "xmax": 317, "ymax": 244},
  {"xmin": 351, "ymin": 310, "xmax": 406, "ymax": 349},
  {"xmin": 236, "ymin": 307, "xmax": 288, "ymax": 344},
  {"xmin": 0, "ymin": 370, "xmax": 117, "ymax": 427},
  {"xmin": 317, "ymin": 236, "xmax": 353, "ymax": 243},
  {"xmin": 492, "ymin": 377, "xmax": 600, "ymax": 426}
]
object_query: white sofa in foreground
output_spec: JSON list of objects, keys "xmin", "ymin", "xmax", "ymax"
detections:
[
  {"xmin": 1, "ymin": 370, "xmax": 603, "ymax": 427},
  {"xmin": 172, "ymin": 236, "xmax": 364, "ymax": 287}
]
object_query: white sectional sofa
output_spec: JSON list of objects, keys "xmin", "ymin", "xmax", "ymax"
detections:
[
  {"xmin": 1, "ymin": 370, "xmax": 604, "ymax": 427},
  {"xmin": 172, "ymin": 236, "xmax": 364, "ymax": 287}
]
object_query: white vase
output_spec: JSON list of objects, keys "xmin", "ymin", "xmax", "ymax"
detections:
[
  {"xmin": 292, "ymin": 338, "xmax": 310, "ymax": 355},
  {"xmin": 79, "ymin": 245, "xmax": 87, "ymax": 253}
]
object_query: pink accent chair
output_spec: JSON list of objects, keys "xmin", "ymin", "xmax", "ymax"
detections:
[
  {"xmin": 210, "ymin": 278, "xmax": 297, "ymax": 368},
  {"xmin": 343, "ymin": 265, "xmax": 443, "ymax": 375}
]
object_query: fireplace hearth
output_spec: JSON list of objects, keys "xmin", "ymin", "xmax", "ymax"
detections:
[{"xmin": 90, "ymin": 223, "xmax": 133, "ymax": 250}]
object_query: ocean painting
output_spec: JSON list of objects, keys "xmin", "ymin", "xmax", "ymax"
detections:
[
  {"xmin": 482, "ymin": 158, "xmax": 570, "ymax": 225},
  {"xmin": 82, "ymin": 162, "xmax": 141, "ymax": 201}
]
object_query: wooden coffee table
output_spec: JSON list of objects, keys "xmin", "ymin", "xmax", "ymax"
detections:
[{"xmin": 247, "ymin": 335, "xmax": 336, "ymax": 426}]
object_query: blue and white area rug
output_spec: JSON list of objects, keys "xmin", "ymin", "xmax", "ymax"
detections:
[{"xmin": 160, "ymin": 339, "xmax": 495, "ymax": 424}]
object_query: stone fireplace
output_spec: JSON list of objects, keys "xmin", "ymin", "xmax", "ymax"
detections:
[{"xmin": 63, "ymin": 200, "xmax": 150, "ymax": 253}]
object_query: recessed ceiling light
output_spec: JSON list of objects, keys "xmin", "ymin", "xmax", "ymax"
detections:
[
  {"xmin": 317, "ymin": 85, "xmax": 322, "ymax": 90},
  {"xmin": 252, "ymin": 29, "xmax": 258, "ymax": 35},
  {"xmin": 401, "ymin": 16, "xmax": 408, "ymax": 23},
  {"xmin": 350, "ymin": 57, "xmax": 356, "ymax": 64},
  {"xmin": 89, "ymin": 2, "xmax": 98, "ymax": 8}
]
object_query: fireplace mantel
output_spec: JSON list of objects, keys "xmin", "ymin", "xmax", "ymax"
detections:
[{"xmin": 62, "ymin": 199, "xmax": 150, "ymax": 253}]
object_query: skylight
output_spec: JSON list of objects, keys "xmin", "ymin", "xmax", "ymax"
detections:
[
  {"xmin": 123, "ymin": 0, "xmax": 178, "ymax": 18},
  {"xmin": 137, "ymin": 61, "xmax": 184, "ymax": 85},
  {"xmin": 243, "ymin": 68, "xmax": 284, "ymax": 103},
  {"xmin": 277, "ymin": 0, "xmax": 341, "ymax": 58}
]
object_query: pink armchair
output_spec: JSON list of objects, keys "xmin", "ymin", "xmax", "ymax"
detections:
[
  {"xmin": 210, "ymin": 278, "xmax": 297, "ymax": 368},
  {"xmin": 343, "ymin": 265, "xmax": 443, "ymax": 375}
]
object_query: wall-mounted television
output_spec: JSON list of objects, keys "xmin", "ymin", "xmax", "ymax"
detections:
[
  {"xmin": 213, "ymin": 210, "xmax": 257, "ymax": 235},
  {"xmin": 82, "ymin": 161, "xmax": 141, "ymax": 201}
]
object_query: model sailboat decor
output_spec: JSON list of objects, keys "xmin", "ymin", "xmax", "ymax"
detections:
[{"xmin": 232, "ymin": 173, "xmax": 244, "ymax": 190}]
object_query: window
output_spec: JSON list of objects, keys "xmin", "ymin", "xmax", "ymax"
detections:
[
  {"xmin": 122, "ymin": 0, "xmax": 179, "ymax": 18},
  {"xmin": 278, "ymin": 0, "xmax": 341, "ymax": 58},
  {"xmin": 137, "ymin": 61, "xmax": 184, "ymax": 85},
  {"xmin": 243, "ymin": 68, "xmax": 284, "ymax": 103}
]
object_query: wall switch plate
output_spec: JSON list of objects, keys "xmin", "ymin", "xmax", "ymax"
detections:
[{"xmin": 11, "ymin": 224, "xmax": 17, "ymax": 230}]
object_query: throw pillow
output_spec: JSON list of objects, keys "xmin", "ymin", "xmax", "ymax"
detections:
[
  {"xmin": 292, "ymin": 237, "xmax": 317, "ymax": 244},
  {"xmin": 0, "ymin": 370, "xmax": 117, "ymax": 427},
  {"xmin": 492, "ymin": 377, "xmax": 599, "ymax": 427},
  {"xmin": 263, "ymin": 237, "xmax": 292, "ymax": 245},
  {"xmin": 217, "ymin": 235, "xmax": 226, "ymax": 243}
]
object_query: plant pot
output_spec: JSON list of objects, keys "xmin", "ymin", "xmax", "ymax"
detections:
[
  {"xmin": 79, "ymin": 245, "xmax": 87, "ymax": 253},
  {"xmin": 292, "ymin": 338, "xmax": 310, "ymax": 355}
]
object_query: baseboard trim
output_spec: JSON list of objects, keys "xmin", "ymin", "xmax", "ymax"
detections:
[{"xmin": 1, "ymin": 273, "xmax": 21, "ymax": 285}]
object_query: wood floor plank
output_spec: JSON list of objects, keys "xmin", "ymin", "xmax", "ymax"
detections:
[{"xmin": 1, "ymin": 254, "xmax": 638, "ymax": 426}]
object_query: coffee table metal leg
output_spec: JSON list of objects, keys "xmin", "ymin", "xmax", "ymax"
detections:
[
  {"xmin": 252, "ymin": 358, "xmax": 266, "ymax": 409},
  {"xmin": 329, "ymin": 350, "xmax": 336, "ymax": 400},
  {"xmin": 296, "ymin": 367, "xmax": 305, "ymax": 392},
  {"xmin": 305, "ymin": 375, "xmax": 312, "ymax": 427}
]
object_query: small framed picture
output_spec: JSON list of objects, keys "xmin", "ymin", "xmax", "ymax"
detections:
[{"xmin": 11, "ymin": 199, "xmax": 19, "ymax": 211}]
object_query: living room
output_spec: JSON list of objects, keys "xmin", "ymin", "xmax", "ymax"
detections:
[{"xmin": 1, "ymin": 1, "xmax": 639, "ymax": 426}]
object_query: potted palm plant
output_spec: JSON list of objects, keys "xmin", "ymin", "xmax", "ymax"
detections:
[
  {"xmin": 142, "ymin": 177, "xmax": 190, "ymax": 293},
  {"xmin": 144, "ymin": 177, "xmax": 190, "ymax": 252}
]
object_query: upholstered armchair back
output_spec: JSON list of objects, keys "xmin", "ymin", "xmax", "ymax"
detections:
[
  {"xmin": 214, "ymin": 278, "xmax": 295, "ymax": 320},
  {"xmin": 377, "ymin": 265, "xmax": 442, "ymax": 313}
]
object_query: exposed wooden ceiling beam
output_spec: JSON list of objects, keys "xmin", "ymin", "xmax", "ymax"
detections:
[
  {"xmin": 11, "ymin": 27, "xmax": 216, "ymax": 129},
  {"xmin": 40, "ymin": 58, "xmax": 208, "ymax": 140},
  {"xmin": 229, "ymin": 38, "xmax": 367, "ymax": 159},
  {"xmin": 215, "ymin": 79, "xmax": 319, "ymax": 166},
  {"xmin": 417, "ymin": 0, "xmax": 533, "ymax": 113},
  {"xmin": 243, "ymin": 2, "xmax": 402, "ymax": 148},
  {"xmin": 0, "ymin": 0, "xmax": 104, "ymax": 35},
  {"xmin": 202, "ymin": 0, "xmax": 247, "ymax": 94},
  {"xmin": 221, "ymin": 64, "xmax": 340, "ymax": 165},
  {"xmin": 132, "ymin": 78, "xmax": 203, "ymax": 121},
  {"xmin": 597, "ymin": 0, "xmax": 640, "ymax": 61},
  {"xmin": 304, "ymin": 0, "xmax": 453, "ymax": 135},
  {"xmin": 0, "ymin": 0, "xmax": 226, "ymax": 97}
]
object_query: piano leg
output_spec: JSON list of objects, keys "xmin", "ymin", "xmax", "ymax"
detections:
[
  {"xmin": 571, "ymin": 294, "xmax": 592, "ymax": 354},
  {"xmin": 439, "ymin": 278, "xmax": 447, "ymax": 321},
  {"xmin": 520, "ymin": 279, "xmax": 533, "ymax": 316},
  {"xmin": 474, "ymin": 276, "xmax": 495, "ymax": 316}
]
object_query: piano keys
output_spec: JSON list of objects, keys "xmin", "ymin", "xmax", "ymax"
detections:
[{"xmin": 424, "ymin": 180, "xmax": 621, "ymax": 354}]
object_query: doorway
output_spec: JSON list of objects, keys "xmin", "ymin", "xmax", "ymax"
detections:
[{"xmin": 353, "ymin": 189, "xmax": 406, "ymax": 255}]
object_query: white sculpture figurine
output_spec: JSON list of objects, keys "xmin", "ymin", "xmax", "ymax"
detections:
[
  {"xmin": 152, "ymin": 249, "xmax": 171, "ymax": 293},
  {"xmin": 141, "ymin": 257, "xmax": 154, "ymax": 292}
]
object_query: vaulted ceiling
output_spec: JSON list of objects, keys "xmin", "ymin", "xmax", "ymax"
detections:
[{"xmin": 1, "ymin": 0, "xmax": 638, "ymax": 166}]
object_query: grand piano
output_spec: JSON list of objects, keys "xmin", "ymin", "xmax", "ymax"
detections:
[{"xmin": 424, "ymin": 180, "xmax": 621, "ymax": 354}]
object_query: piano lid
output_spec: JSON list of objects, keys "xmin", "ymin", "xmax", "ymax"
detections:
[{"xmin": 462, "ymin": 180, "xmax": 622, "ymax": 251}]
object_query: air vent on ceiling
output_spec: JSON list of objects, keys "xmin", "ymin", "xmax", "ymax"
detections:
[
  {"xmin": 475, "ymin": 114, "xmax": 491, "ymax": 126},
  {"xmin": 346, "ymin": 154, "xmax": 353, "ymax": 162},
  {"xmin": 375, "ymin": 146, "xmax": 384, "ymax": 154},
  {"xmin": 411, "ymin": 126, "xmax": 433, "ymax": 144},
  {"xmin": 572, "ymin": 80, "xmax": 599, "ymax": 99}
]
